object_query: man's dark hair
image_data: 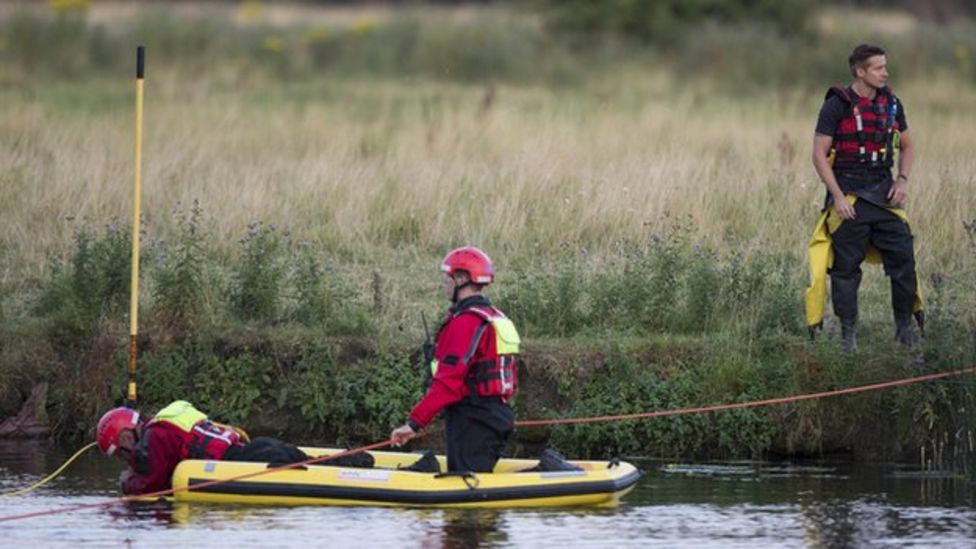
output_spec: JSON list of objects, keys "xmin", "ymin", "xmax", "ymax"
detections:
[
  {"xmin": 452, "ymin": 269, "xmax": 486, "ymax": 291},
  {"xmin": 849, "ymin": 44, "xmax": 886, "ymax": 77}
]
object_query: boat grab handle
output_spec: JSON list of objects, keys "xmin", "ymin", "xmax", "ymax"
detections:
[
  {"xmin": 607, "ymin": 457, "xmax": 621, "ymax": 469},
  {"xmin": 267, "ymin": 463, "xmax": 308, "ymax": 470},
  {"xmin": 434, "ymin": 471, "xmax": 480, "ymax": 490}
]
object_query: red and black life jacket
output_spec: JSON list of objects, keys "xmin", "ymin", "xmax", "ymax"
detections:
[
  {"xmin": 462, "ymin": 306, "xmax": 520, "ymax": 402},
  {"xmin": 143, "ymin": 401, "xmax": 244, "ymax": 461},
  {"xmin": 429, "ymin": 305, "xmax": 521, "ymax": 403},
  {"xmin": 180, "ymin": 421, "xmax": 244, "ymax": 460},
  {"xmin": 827, "ymin": 85, "xmax": 900, "ymax": 170}
]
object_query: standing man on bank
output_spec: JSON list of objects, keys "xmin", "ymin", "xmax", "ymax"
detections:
[
  {"xmin": 812, "ymin": 44, "xmax": 921, "ymax": 351},
  {"xmin": 390, "ymin": 246, "xmax": 520, "ymax": 473}
]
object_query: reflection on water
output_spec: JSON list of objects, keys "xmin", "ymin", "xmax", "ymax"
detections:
[{"xmin": 1, "ymin": 441, "xmax": 974, "ymax": 547}]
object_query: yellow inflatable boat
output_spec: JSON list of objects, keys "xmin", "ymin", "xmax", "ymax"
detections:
[{"xmin": 169, "ymin": 447, "xmax": 641, "ymax": 508}]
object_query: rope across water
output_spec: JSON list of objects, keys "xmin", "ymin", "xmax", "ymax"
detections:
[
  {"xmin": 0, "ymin": 366, "xmax": 973, "ymax": 523},
  {"xmin": 0, "ymin": 440, "xmax": 396, "ymax": 523},
  {"xmin": 514, "ymin": 366, "xmax": 976, "ymax": 427}
]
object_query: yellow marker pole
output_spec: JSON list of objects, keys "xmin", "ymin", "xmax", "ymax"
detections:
[{"xmin": 127, "ymin": 46, "xmax": 145, "ymax": 408}]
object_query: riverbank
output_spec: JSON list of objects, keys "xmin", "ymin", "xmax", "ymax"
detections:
[
  {"xmin": 1, "ymin": 206, "xmax": 972, "ymax": 467},
  {"xmin": 1, "ymin": 2, "xmax": 974, "ymax": 471},
  {"xmin": 3, "ymin": 316, "xmax": 974, "ymax": 471}
]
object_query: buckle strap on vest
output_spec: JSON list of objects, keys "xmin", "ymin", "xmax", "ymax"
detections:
[
  {"xmin": 463, "ymin": 320, "xmax": 490, "ymax": 402},
  {"xmin": 827, "ymin": 85, "xmax": 897, "ymax": 169},
  {"xmin": 463, "ymin": 319, "xmax": 490, "ymax": 364}
]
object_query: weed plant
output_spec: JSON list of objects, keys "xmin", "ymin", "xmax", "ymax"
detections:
[
  {"xmin": 2, "ymin": 3, "xmax": 975, "ymax": 462},
  {"xmin": 33, "ymin": 221, "xmax": 131, "ymax": 350},
  {"xmin": 497, "ymin": 224, "xmax": 804, "ymax": 340},
  {"xmin": 151, "ymin": 201, "xmax": 213, "ymax": 334},
  {"xmin": 289, "ymin": 241, "xmax": 330, "ymax": 327},
  {"xmin": 193, "ymin": 353, "xmax": 274, "ymax": 425},
  {"xmin": 230, "ymin": 223, "xmax": 287, "ymax": 323}
]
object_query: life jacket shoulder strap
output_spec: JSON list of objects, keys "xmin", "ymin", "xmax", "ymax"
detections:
[
  {"xmin": 825, "ymin": 86, "xmax": 852, "ymax": 104},
  {"xmin": 450, "ymin": 307, "xmax": 490, "ymax": 363},
  {"xmin": 458, "ymin": 306, "xmax": 496, "ymax": 322},
  {"xmin": 459, "ymin": 307, "xmax": 521, "ymax": 354},
  {"xmin": 886, "ymin": 89, "xmax": 900, "ymax": 109},
  {"xmin": 826, "ymin": 85, "xmax": 897, "ymax": 107},
  {"xmin": 462, "ymin": 320, "xmax": 491, "ymax": 364}
]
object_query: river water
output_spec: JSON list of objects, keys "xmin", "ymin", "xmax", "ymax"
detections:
[{"xmin": 1, "ymin": 440, "xmax": 973, "ymax": 548}]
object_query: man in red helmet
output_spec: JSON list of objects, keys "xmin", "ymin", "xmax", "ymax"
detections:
[
  {"xmin": 97, "ymin": 400, "xmax": 371, "ymax": 495},
  {"xmin": 390, "ymin": 246, "xmax": 520, "ymax": 473},
  {"xmin": 811, "ymin": 43, "xmax": 922, "ymax": 351}
]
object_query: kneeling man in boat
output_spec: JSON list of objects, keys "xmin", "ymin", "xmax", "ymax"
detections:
[
  {"xmin": 97, "ymin": 400, "xmax": 368, "ymax": 495},
  {"xmin": 391, "ymin": 247, "xmax": 520, "ymax": 473}
]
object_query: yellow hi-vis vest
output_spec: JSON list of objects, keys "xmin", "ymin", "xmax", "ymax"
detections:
[
  {"xmin": 805, "ymin": 195, "xmax": 923, "ymax": 328},
  {"xmin": 152, "ymin": 400, "xmax": 207, "ymax": 431}
]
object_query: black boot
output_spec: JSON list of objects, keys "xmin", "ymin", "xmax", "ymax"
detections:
[
  {"xmin": 399, "ymin": 450, "xmax": 441, "ymax": 473},
  {"xmin": 831, "ymin": 275, "xmax": 860, "ymax": 353},
  {"xmin": 840, "ymin": 317, "xmax": 857, "ymax": 352},
  {"xmin": 895, "ymin": 314, "xmax": 919, "ymax": 348},
  {"xmin": 520, "ymin": 449, "xmax": 583, "ymax": 472},
  {"xmin": 329, "ymin": 451, "xmax": 375, "ymax": 468}
]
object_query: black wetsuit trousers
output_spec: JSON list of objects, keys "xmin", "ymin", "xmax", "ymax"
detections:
[
  {"xmin": 223, "ymin": 436, "xmax": 374, "ymax": 468},
  {"xmin": 223, "ymin": 436, "xmax": 309, "ymax": 464},
  {"xmin": 444, "ymin": 399, "xmax": 514, "ymax": 473},
  {"xmin": 828, "ymin": 199, "xmax": 917, "ymax": 322}
]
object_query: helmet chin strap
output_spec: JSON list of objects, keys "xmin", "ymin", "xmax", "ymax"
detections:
[
  {"xmin": 124, "ymin": 427, "xmax": 141, "ymax": 449},
  {"xmin": 450, "ymin": 275, "xmax": 474, "ymax": 303}
]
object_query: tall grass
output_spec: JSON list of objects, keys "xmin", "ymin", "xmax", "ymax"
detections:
[
  {"xmin": 3, "ymin": 70, "xmax": 974, "ymax": 282},
  {"xmin": 1, "ymin": 3, "xmax": 975, "ymax": 341},
  {"xmin": 1, "ymin": 3, "xmax": 974, "ymax": 460}
]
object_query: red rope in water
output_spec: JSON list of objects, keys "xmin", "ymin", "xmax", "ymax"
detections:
[
  {"xmin": 0, "ymin": 439, "xmax": 394, "ymax": 523},
  {"xmin": 1, "ymin": 366, "xmax": 973, "ymax": 522}
]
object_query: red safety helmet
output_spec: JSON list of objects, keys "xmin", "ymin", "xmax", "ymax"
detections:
[
  {"xmin": 96, "ymin": 407, "xmax": 141, "ymax": 455},
  {"xmin": 441, "ymin": 246, "xmax": 493, "ymax": 285}
]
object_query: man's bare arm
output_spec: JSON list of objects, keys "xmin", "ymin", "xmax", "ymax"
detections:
[{"xmin": 888, "ymin": 129, "xmax": 914, "ymax": 207}]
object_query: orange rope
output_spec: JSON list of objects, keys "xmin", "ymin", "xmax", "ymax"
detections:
[
  {"xmin": 1, "ymin": 366, "xmax": 973, "ymax": 523},
  {"xmin": 514, "ymin": 366, "xmax": 976, "ymax": 427},
  {"xmin": 0, "ymin": 439, "xmax": 394, "ymax": 523}
]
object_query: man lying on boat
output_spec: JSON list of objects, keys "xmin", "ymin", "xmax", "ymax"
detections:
[{"xmin": 96, "ymin": 400, "xmax": 373, "ymax": 495}]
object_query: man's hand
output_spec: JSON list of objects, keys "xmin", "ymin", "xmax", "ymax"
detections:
[
  {"xmin": 390, "ymin": 424, "xmax": 417, "ymax": 447},
  {"xmin": 887, "ymin": 177, "xmax": 908, "ymax": 208},
  {"xmin": 833, "ymin": 193, "xmax": 856, "ymax": 220}
]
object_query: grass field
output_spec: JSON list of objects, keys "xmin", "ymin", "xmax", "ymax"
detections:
[
  {"xmin": 3, "ymin": 58, "xmax": 975, "ymax": 333},
  {"xmin": 1, "ymin": 2, "xmax": 974, "ymax": 336},
  {"xmin": 1, "ymin": 2, "xmax": 974, "ymax": 459}
]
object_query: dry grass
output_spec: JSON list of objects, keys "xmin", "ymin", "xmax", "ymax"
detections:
[{"xmin": 2, "ymin": 66, "xmax": 974, "ymax": 283}]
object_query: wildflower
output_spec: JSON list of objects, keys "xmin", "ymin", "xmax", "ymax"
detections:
[
  {"xmin": 349, "ymin": 18, "xmax": 377, "ymax": 37},
  {"xmin": 262, "ymin": 36, "xmax": 286, "ymax": 53},
  {"xmin": 239, "ymin": 0, "xmax": 264, "ymax": 23},
  {"xmin": 48, "ymin": 0, "xmax": 89, "ymax": 15},
  {"xmin": 955, "ymin": 44, "xmax": 971, "ymax": 73},
  {"xmin": 302, "ymin": 27, "xmax": 331, "ymax": 45}
]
